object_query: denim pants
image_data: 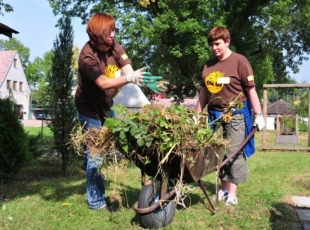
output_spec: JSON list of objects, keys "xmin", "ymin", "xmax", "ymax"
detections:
[{"xmin": 78, "ymin": 113, "xmax": 106, "ymax": 209}]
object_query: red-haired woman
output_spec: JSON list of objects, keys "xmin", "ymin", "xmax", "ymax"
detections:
[{"xmin": 75, "ymin": 13, "xmax": 152, "ymax": 212}]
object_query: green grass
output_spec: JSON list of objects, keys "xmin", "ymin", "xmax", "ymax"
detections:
[
  {"xmin": 1, "ymin": 130, "xmax": 309, "ymax": 229},
  {"xmin": 24, "ymin": 126, "xmax": 53, "ymax": 139}
]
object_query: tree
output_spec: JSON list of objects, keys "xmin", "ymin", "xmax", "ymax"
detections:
[
  {"xmin": 46, "ymin": 16, "xmax": 78, "ymax": 176},
  {"xmin": 291, "ymin": 80, "xmax": 309, "ymax": 118},
  {"xmin": 0, "ymin": 0, "xmax": 13, "ymax": 16},
  {"xmin": 27, "ymin": 46, "xmax": 79, "ymax": 106},
  {"xmin": 0, "ymin": 37, "xmax": 30, "ymax": 69},
  {"xmin": 48, "ymin": 0, "xmax": 310, "ymax": 99},
  {"xmin": 25, "ymin": 51, "xmax": 54, "ymax": 86}
]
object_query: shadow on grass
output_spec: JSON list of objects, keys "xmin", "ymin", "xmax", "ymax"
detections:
[
  {"xmin": 269, "ymin": 202, "xmax": 301, "ymax": 230},
  {"xmin": 0, "ymin": 157, "xmax": 142, "ymax": 207},
  {"xmin": 0, "ymin": 157, "xmax": 86, "ymax": 201},
  {"xmin": 0, "ymin": 157, "xmax": 220, "ymax": 229}
]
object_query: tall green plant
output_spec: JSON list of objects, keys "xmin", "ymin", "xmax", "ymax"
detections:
[
  {"xmin": 45, "ymin": 16, "xmax": 78, "ymax": 176},
  {"xmin": 0, "ymin": 92, "xmax": 31, "ymax": 180}
]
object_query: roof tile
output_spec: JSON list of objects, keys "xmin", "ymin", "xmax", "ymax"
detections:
[
  {"xmin": 0, "ymin": 50, "xmax": 17, "ymax": 85},
  {"xmin": 267, "ymin": 99, "xmax": 294, "ymax": 115}
]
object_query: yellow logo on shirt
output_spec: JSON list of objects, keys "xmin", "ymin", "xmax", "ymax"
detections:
[
  {"xmin": 247, "ymin": 75, "xmax": 254, "ymax": 81},
  {"xmin": 205, "ymin": 71, "xmax": 225, "ymax": 93},
  {"xmin": 121, "ymin": 53, "xmax": 128, "ymax": 60},
  {"xmin": 104, "ymin": 65, "xmax": 119, "ymax": 79}
]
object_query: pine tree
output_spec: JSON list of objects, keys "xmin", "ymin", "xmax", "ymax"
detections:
[{"xmin": 46, "ymin": 16, "xmax": 78, "ymax": 176}]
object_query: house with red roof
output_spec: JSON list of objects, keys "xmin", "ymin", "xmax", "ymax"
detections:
[{"xmin": 0, "ymin": 50, "xmax": 31, "ymax": 120}]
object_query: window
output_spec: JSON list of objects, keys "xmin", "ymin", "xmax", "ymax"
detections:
[
  {"xmin": 14, "ymin": 58, "xmax": 17, "ymax": 68},
  {"xmin": 19, "ymin": 82, "xmax": 23, "ymax": 91},
  {"xmin": 7, "ymin": 80, "xmax": 11, "ymax": 89},
  {"xmin": 13, "ymin": 81, "xmax": 17, "ymax": 91}
]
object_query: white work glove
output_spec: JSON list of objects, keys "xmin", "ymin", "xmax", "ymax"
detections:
[
  {"xmin": 125, "ymin": 67, "xmax": 147, "ymax": 85},
  {"xmin": 253, "ymin": 113, "xmax": 265, "ymax": 131}
]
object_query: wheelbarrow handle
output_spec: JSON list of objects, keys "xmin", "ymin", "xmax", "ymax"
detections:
[{"xmin": 220, "ymin": 127, "xmax": 258, "ymax": 168}]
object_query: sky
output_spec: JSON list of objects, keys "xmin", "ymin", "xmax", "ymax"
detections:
[
  {"xmin": 1, "ymin": 0, "xmax": 309, "ymax": 83},
  {"xmin": 1, "ymin": 0, "xmax": 88, "ymax": 61}
]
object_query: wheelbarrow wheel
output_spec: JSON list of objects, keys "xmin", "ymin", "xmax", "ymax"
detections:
[{"xmin": 138, "ymin": 177, "xmax": 176, "ymax": 229}]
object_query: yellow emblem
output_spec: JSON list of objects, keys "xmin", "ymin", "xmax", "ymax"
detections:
[
  {"xmin": 121, "ymin": 53, "xmax": 128, "ymax": 60},
  {"xmin": 247, "ymin": 75, "xmax": 254, "ymax": 81},
  {"xmin": 205, "ymin": 71, "xmax": 225, "ymax": 93},
  {"xmin": 104, "ymin": 65, "xmax": 119, "ymax": 79}
]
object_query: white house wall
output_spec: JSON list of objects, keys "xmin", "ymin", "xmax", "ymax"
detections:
[
  {"xmin": 266, "ymin": 116, "xmax": 275, "ymax": 130},
  {"xmin": 0, "ymin": 52, "xmax": 31, "ymax": 120}
]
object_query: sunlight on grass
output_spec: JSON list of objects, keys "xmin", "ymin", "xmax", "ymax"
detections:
[
  {"xmin": 1, "ymin": 131, "xmax": 310, "ymax": 229},
  {"xmin": 24, "ymin": 126, "xmax": 53, "ymax": 139}
]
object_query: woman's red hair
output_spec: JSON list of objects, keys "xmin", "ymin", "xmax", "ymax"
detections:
[{"xmin": 87, "ymin": 13, "xmax": 116, "ymax": 51}]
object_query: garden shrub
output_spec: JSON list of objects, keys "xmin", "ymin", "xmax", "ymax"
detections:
[
  {"xmin": 280, "ymin": 115, "xmax": 295, "ymax": 134},
  {"xmin": 26, "ymin": 132, "xmax": 43, "ymax": 158},
  {"xmin": 299, "ymin": 120, "xmax": 308, "ymax": 132},
  {"xmin": 0, "ymin": 96, "xmax": 32, "ymax": 181}
]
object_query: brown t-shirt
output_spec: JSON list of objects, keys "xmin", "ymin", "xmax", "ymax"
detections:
[
  {"xmin": 201, "ymin": 52, "xmax": 255, "ymax": 111},
  {"xmin": 75, "ymin": 41, "xmax": 131, "ymax": 121}
]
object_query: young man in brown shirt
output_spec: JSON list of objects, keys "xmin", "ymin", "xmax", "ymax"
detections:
[{"xmin": 196, "ymin": 26, "xmax": 265, "ymax": 205}]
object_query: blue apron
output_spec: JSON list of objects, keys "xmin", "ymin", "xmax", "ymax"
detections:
[{"xmin": 208, "ymin": 100, "xmax": 255, "ymax": 158}]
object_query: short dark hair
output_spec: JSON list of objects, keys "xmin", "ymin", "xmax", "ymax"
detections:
[
  {"xmin": 207, "ymin": 26, "xmax": 230, "ymax": 45},
  {"xmin": 87, "ymin": 13, "xmax": 116, "ymax": 51}
]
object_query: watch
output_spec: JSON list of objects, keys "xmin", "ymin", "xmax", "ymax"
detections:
[{"xmin": 256, "ymin": 111, "xmax": 263, "ymax": 116}]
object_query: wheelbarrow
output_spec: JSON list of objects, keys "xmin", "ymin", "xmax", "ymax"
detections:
[{"xmin": 132, "ymin": 127, "xmax": 257, "ymax": 229}]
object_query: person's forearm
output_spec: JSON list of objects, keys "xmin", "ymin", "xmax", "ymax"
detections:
[
  {"xmin": 94, "ymin": 64, "xmax": 135, "ymax": 90},
  {"xmin": 247, "ymin": 86, "xmax": 262, "ymax": 114},
  {"xmin": 94, "ymin": 75, "xmax": 127, "ymax": 90}
]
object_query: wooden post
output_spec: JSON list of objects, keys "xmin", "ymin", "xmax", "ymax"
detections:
[
  {"xmin": 262, "ymin": 88, "xmax": 267, "ymax": 149},
  {"xmin": 308, "ymin": 87, "xmax": 310, "ymax": 147},
  {"xmin": 276, "ymin": 115, "xmax": 280, "ymax": 135},
  {"xmin": 295, "ymin": 114, "xmax": 299, "ymax": 137}
]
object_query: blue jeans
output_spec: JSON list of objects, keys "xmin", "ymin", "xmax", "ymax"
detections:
[{"xmin": 78, "ymin": 113, "xmax": 106, "ymax": 209}]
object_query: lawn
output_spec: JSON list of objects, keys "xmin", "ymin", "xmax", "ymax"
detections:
[
  {"xmin": 0, "ymin": 129, "xmax": 309, "ymax": 229},
  {"xmin": 23, "ymin": 126, "xmax": 53, "ymax": 139}
]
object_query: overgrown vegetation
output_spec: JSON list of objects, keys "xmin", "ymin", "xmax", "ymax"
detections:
[
  {"xmin": 72, "ymin": 104, "xmax": 226, "ymax": 158},
  {"xmin": 280, "ymin": 115, "xmax": 296, "ymax": 134},
  {"xmin": 71, "ymin": 103, "xmax": 235, "ymax": 206},
  {"xmin": 278, "ymin": 115, "xmax": 309, "ymax": 134}
]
